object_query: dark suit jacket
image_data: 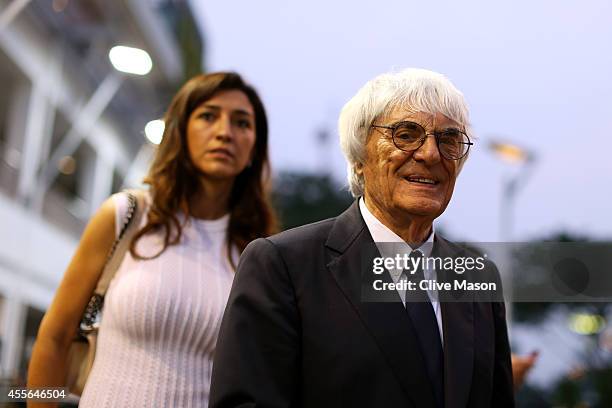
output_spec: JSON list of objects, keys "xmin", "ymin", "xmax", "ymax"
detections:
[{"xmin": 210, "ymin": 202, "xmax": 514, "ymax": 408}]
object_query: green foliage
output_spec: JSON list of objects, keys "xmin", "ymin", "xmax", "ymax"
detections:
[
  {"xmin": 592, "ymin": 367, "xmax": 612, "ymax": 407},
  {"xmin": 549, "ymin": 368, "xmax": 612, "ymax": 407},
  {"xmin": 515, "ymin": 383, "xmax": 552, "ymax": 407},
  {"xmin": 512, "ymin": 231, "xmax": 595, "ymax": 325},
  {"xmin": 552, "ymin": 377, "xmax": 582, "ymax": 407},
  {"xmin": 272, "ymin": 172, "xmax": 353, "ymax": 231}
]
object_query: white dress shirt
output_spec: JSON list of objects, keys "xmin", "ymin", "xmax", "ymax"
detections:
[{"xmin": 359, "ymin": 198, "xmax": 444, "ymax": 344}]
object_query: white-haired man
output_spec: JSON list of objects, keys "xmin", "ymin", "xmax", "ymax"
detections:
[{"xmin": 210, "ymin": 68, "xmax": 514, "ymax": 408}]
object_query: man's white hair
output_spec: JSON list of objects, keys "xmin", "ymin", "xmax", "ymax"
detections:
[{"xmin": 338, "ymin": 68, "xmax": 472, "ymax": 197}]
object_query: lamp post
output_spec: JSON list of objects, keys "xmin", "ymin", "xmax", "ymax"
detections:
[
  {"xmin": 34, "ymin": 45, "xmax": 153, "ymax": 209},
  {"xmin": 488, "ymin": 141, "xmax": 537, "ymax": 242},
  {"xmin": 488, "ymin": 140, "xmax": 537, "ymax": 331}
]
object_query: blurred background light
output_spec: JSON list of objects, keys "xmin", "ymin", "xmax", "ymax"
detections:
[
  {"xmin": 145, "ymin": 119, "xmax": 165, "ymax": 145},
  {"xmin": 57, "ymin": 155, "xmax": 76, "ymax": 175},
  {"xmin": 568, "ymin": 313, "xmax": 606, "ymax": 335},
  {"xmin": 489, "ymin": 141, "xmax": 533, "ymax": 164},
  {"xmin": 52, "ymin": 0, "xmax": 69, "ymax": 13},
  {"xmin": 108, "ymin": 46, "xmax": 152, "ymax": 76}
]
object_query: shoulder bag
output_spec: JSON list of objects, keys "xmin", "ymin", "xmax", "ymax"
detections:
[{"xmin": 65, "ymin": 189, "xmax": 146, "ymax": 396}]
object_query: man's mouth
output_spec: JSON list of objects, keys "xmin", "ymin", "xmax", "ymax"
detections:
[{"xmin": 404, "ymin": 176, "xmax": 439, "ymax": 185}]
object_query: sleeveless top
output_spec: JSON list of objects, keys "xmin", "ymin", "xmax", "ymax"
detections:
[{"xmin": 79, "ymin": 192, "xmax": 237, "ymax": 407}]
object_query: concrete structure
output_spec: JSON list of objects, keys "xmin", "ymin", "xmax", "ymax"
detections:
[{"xmin": 0, "ymin": 0, "xmax": 203, "ymax": 383}]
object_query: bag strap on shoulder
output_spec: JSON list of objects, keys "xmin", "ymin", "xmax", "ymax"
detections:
[{"xmin": 93, "ymin": 189, "xmax": 147, "ymax": 296}]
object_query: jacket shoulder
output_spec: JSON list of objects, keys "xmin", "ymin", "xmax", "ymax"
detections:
[
  {"xmin": 266, "ymin": 217, "xmax": 337, "ymax": 248},
  {"xmin": 238, "ymin": 218, "xmax": 337, "ymax": 278}
]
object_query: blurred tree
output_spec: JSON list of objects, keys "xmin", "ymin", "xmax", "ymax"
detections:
[
  {"xmin": 552, "ymin": 376, "xmax": 583, "ymax": 407},
  {"xmin": 158, "ymin": 0, "xmax": 204, "ymax": 80},
  {"xmin": 515, "ymin": 383, "xmax": 552, "ymax": 408},
  {"xmin": 512, "ymin": 232, "xmax": 612, "ymax": 407},
  {"xmin": 513, "ymin": 232, "xmax": 593, "ymax": 324},
  {"xmin": 591, "ymin": 367, "xmax": 612, "ymax": 407},
  {"xmin": 272, "ymin": 172, "xmax": 353, "ymax": 231}
]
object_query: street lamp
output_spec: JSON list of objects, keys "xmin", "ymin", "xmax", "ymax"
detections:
[
  {"xmin": 36, "ymin": 45, "xmax": 153, "ymax": 210},
  {"xmin": 488, "ymin": 140, "xmax": 537, "ymax": 241},
  {"xmin": 488, "ymin": 140, "xmax": 537, "ymax": 331},
  {"xmin": 109, "ymin": 46, "xmax": 153, "ymax": 76}
]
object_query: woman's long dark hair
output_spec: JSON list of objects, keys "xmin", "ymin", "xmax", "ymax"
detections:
[{"xmin": 130, "ymin": 72, "xmax": 278, "ymax": 267}]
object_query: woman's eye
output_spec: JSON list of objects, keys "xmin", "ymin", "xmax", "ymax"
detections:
[
  {"xmin": 199, "ymin": 112, "xmax": 215, "ymax": 121},
  {"xmin": 236, "ymin": 119, "xmax": 252, "ymax": 129}
]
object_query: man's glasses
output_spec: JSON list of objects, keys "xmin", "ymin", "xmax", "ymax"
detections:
[{"xmin": 371, "ymin": 121, "xmax": 473, "ymax": 160}]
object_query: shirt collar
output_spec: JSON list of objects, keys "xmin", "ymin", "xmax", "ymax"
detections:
[{"xmin": 359, "ymin": 197, "xmax": 435, "ymax": 257}]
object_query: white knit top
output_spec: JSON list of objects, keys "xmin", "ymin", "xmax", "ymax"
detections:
[{"xmin": 79, "ymin": 192, "xmax": 237, "ymax": 408}]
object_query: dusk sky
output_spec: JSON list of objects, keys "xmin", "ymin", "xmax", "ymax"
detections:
[{"xmin": 192, "ymin": 0, "xmax": 612, "ymax": 242}]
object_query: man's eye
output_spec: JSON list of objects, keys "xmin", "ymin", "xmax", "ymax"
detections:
[
  {"xmin": 394, "ymin": 124, "xmax": 422, "ymax": 141},
  {"xmin": 438, "ymin": 130, "xmax": 462, "ymax": 144}
]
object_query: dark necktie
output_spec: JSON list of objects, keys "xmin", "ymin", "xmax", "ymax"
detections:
[{"xmin": 404, "ymin": 250, "xmax": 445, "ymax": 408}]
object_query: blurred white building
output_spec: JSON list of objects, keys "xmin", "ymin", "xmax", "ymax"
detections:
[{"xmin": 0, "ymin": 0, "xmax": 204, "ymax": 383}]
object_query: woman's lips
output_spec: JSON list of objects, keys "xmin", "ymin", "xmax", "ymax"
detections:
[{"xmin": 207, "ymin": 148, "xmax": 234, "ymax": 160}]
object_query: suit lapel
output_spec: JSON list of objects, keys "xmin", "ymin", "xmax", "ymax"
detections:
[
  {"xmin": 325, "ymin": 202, "xmax": 437, "ymax": 408},
  {"xmin": 434, "ymin": 236, "xmax": 474, "ymax": 408}
]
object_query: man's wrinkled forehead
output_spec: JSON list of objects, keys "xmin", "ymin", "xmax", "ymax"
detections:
[
  {"xmin": 375, "ymin": 98, "xmax": 467, "ymax": 128},
  {"xmin": 377, "ymin": 105, "xmax": 460, "ymax": 129}
]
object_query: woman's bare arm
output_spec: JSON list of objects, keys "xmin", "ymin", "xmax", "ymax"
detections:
[{"xmin": 27, "ymin": 197, "xmax": 117, "ymax": 407}]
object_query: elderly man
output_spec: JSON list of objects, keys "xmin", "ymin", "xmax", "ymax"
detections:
[{"xmin": 210, "ymin": 68, "xmax": 514, "ymax": 408}]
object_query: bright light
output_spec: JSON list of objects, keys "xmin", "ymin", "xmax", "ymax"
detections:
[
  {"xmin": 145, "ymin": 119, "xmax": 165, "ymax": 144},
  {"xmin": 489, "ymin": 141, "xmax": 531, "ymax": 164},
  {"xmin": 109, "ymin": 46, "xmax": 152, "ymax": 75},
  {"xmin": 568, "ymin": 313, "xmax": 606, "ymax": 335}
]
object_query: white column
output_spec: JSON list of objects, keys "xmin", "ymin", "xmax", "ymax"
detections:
[
  {"xmin": 0, "ymin": 0, "xmax": 33, "ymax": 31},
  {"xmin": 89, "ymin": 153, "xmax": 115, "ymax": 215},
  {"xmin": 38, "ymin": 71, "xmax": 124, "ymax": 194},
  {"xmin": 16, "ymin": 82, "xmax": 53, "ymax": 205},
  {"xmin": 3, "ymin": 80, "xmax": 30, "ymax": 170},
  {"xmin": 0, "ymin": 296, "xmax": 26, "ymax": 379}
]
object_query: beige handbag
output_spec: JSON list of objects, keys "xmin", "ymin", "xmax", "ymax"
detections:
[{"xmin": 65, "ymin": 189, "xmax": 146, "ymax": 396}]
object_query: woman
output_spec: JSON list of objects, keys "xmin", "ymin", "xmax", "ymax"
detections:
[{"xmin": 28, "ymin": 72, "xmax": 277, "ymax": 407}]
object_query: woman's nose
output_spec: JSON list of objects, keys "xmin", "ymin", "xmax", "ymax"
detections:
[{"xmin": 214, "ymin": 116, "xmax": 233, "ymax": 141}]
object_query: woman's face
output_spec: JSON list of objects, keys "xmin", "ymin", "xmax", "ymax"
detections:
[{"xmin": 186, "ymin": 89, "xmax": 256, "ymax": 182}]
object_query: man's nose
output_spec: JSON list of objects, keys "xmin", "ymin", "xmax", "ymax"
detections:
[{"xmin": 413, "ymin": 134, "xmax": 441, "ymax": 164}]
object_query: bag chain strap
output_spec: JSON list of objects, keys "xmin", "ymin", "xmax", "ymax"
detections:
[{"xmin": 79, "ymin": 192, "xmax": 137, "ymax": 335}]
